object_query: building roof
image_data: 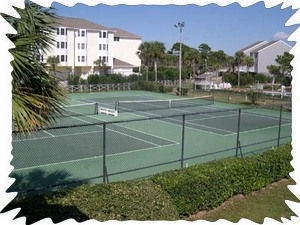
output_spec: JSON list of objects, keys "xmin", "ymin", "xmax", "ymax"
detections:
[
  {"xmin": 251, "ymin": 40, "xmax": 291, "ymax": 52},
  {"xmin": 237, "ymin": 41, "xmax": 266, "ymax": 52},
  {"xmin": 111, "ymin": 27, "xmax": 141, "ymax": 39},
  {"xmin": 56, "ymin": 17, "xmax": 111, "ymax": 31},
  {"xmin": 113, "ymin": 58, "xmax": 135, "ymax": 68}
]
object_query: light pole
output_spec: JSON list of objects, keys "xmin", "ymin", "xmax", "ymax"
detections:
[{"xmin": 174, "ymin": 22, "xmax": 184, "ymax": 96}]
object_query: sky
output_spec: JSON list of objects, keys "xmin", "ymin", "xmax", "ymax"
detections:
[{"xmin": 51, "ymin": 2, "xmax": 297, "ymax": 56}]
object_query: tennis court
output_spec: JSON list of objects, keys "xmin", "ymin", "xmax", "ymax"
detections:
[{"xmin": 9, "ymin": 91, "xmax": 292, "ymax": 193}]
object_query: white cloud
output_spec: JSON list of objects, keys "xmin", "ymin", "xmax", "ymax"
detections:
[{"xmin": 273, "ymin": 31, "xmax": 290, "ymax": 40}]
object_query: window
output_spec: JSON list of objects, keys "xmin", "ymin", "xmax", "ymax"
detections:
[
  {"xmin": 81, "ymin": 56, "xmax": 85, "ymax": 62},
  {"xmin": 114, "ymin": 37, "xmax": 120, "ymax": 41},
  {"xmin": 56, "ymin": 28, "xmax": 59, "ymax": 35},
  {"xmin": 61, "ymin": 28, "xmax": 65, "ymax": 35},
  {"xmin": 81, "ymin": 43, "xmax": 85, "ymax": 49},
  {"xmin": 57, "ymin": 42, "xmax": 59, "ymax": 48},
  {"xmin": 103, "ymin": 44, "xmax": 106, "ymax": 50},
  {"xmin": 57, "ymin": 55, "xmax": 60, "ymax": 62},
  {"xmin": 81, "ymin": 30, "xmax": 85, "ymax": 37},
  {"xmin": 102, "ymin": 56, "xmax": 106, "ymax": 63},
  {"xmin": 103, "ymin": 32, "xmax": 107, "ymax": 38},
  {"xmin": 77, "ymin": 30, "xmax": 80, "ymax": 37},
  {"xmin": 78, "ymin": 43, "xmax": 80, "ymax": 49},
  {"xmin": 99, "ymin": 44, "xmax": 102, "ymax": 50},
  {"xmin": 61, "ymin": 55, "xmax": 65, "ymax": 62},
  {"xmin": 61, "ymin": 42, "xmax": 65, "ymax": 49},
  {"xmin": 107, "ymin": 44, "xmax": 108, "ymax": 50},
  {"xmin": 65, "ymin": 55, "xmax": 67, "ymax": 62},
  {"xmin": 78, "ymin": 56, "xmax": 80, "ymax": 62},
  {"xmin": 99, "ymin": 32, "xmax": 102, "ymax": 38},
  {"xmin": 65, "ymin": 42, "xmax": 67, "ymax": 49}
]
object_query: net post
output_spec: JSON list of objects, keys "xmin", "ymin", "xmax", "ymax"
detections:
[
  {"xmin": 115, "ymin": 102, "xmax": 119, "ymax": 113},
  {"xmin": 277, "ymin": 105, "xmax": 283, "ymax": 147},
  {"xmin": 94, "ymin": 103, "xmax": 99, "ymax": 115},
  {"xmin": 235, "ymin": 108, "xmax": 243, "ymax": 158},
  {"xmin": 181, "ymin": 114, "xmax": 186, "ymax": 168},
  {"xmin": 102, "ymin": 123, "xmax": 108, "ymax": 183}
]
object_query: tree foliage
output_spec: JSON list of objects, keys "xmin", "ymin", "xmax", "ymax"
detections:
[{"xmin": 6, "ymin": 2, "xmax": 67, "ymax": 133}]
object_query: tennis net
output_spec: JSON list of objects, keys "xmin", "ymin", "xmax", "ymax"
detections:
[
  {"xmin": 115, "ymin": 95, "xmax": 214, "ymax": 113},
  {"xmin": 59, "ymin": 103, "xmax": 98, "ymax": 117}
]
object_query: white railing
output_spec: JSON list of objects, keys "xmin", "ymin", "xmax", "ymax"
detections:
[{"xmin": 68, "ymin": 83, "xmax": 132, "ymax": 93}]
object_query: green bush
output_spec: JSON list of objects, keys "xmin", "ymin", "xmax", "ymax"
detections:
[
  {"xmin": 159, "ymin": 85, "xmax": 173, "ymax": 93},
  {"xmin": 177, "ymin": 87, "xmax": 188, "ymax": 95},
  {"xmin": 151, "ymin": 143, "xmax": 292, "ymax": 216},
  {"xmin": 131, "ymin": 81, "xmax": 159, "ymax": 92},
  {"xmin": 68, "ymin": 74, "xmax": 80, "ymax": 85},
  {"xmin": 6, "ymin": 180, "xmax": 179, "ymax": 223},
  {"xmin": 246, "ymin": 90, "xmax": 262, "ymax": 104}
]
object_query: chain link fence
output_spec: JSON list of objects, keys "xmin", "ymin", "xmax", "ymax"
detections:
[{"xmin": 10, "ymin": 106, "xmax": 291, "ymax": 194}]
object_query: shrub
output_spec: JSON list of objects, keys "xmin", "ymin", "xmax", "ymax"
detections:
[
  {"xmin": 177, "ymin": 87, "xmax": 188, "ymax": 95},
  {"xmin": 131, "ymin": 81, "xmax": 159, "ymax": 92},
  {"xmin": 5, "ymin": 180, "xmax": 179, "ymax": 223},
  {"xmin": 87, "ymin": 74, "xmax": 100, "ymax": 84},
  {"xmin": 68, "ymin": 74, "xmax": 80, "ymax": 85},
  {"xmin": 246, "ymin": 90, "xmax": 262, "ymax": 104},
  {"xmin": 159, "ymin": 85, "xmax": 173, "ymax": 93},
  {"xmin": 151, "ymin": 143, "xmax": 292, "ymax": 216}
]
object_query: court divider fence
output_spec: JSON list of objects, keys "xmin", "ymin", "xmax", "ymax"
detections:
[{"xmin": 11, "ymin": 105, "xmax": 291, "ymax": 194}]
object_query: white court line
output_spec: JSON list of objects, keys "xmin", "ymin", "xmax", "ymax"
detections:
[
  {"xmin": 70, "ymin": 114, "xmax": 163, "ymax": 148},
  {"xmin": 42, "ymin": 130, "xmax": 55, "ymax": 137},
  {"xmin": 132, "ymin": 110, "xmax": 231, "ymax": 136},
  {"xmin": 186, "ymin": 113, "xmax": 238, "ymax": 122},
  {"xmin": 13, "ymin": 143, "xmax": 179, "ymax": 172},
  {"xmin": 222, "ymin": 122, "xmax": 292, "ymax": 137},
  {"xmin": 112, "ymin": 123, "xmax": 180, "ymax": 145},
  {"xmin": 12, "ymin": 130, "xmax": 102, "ymax": 142},
  {"xmin": 74, "ymin": 98, "xmax": 178, "ymax": 144}
]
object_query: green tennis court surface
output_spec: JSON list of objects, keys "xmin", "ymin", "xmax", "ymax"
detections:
[{"xmin": 9, "ymin": 91, "xmax": 292, "ymax": 194}]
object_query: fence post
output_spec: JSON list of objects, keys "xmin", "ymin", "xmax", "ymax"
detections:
[
  {"xmin": 277, "ymin": 105, "xmax": 283, "ymax": 147},
  {"xmin": 103, "ymin": 123, "xmax": 108, "ymax": 183},
  {"xmin": 181, "ymin": 114, "xmax": 186, "ymax": 168},
  {"xmin": 236, "ymin": 109, "xmax": 243, "ymax": 158}
]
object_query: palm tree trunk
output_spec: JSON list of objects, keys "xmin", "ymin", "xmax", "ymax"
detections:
[
  {"xmin": 237, "ymin": 65, "xmax": 240, "ymax": 87},
  {"xmin": 154, "ymin": 60, "xmax": 158, "ymax": 81},
  {"xmin": 146, "ymin": 67, "xmax": 149, "ymax": 82}
]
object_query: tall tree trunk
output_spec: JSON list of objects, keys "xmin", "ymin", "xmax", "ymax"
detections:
[
  {"xmin": 237, "ymin": 64, "xmax": 240, "ymax": 87},
  {"xmin": 146, "ymin": 67, "xmax": 149, "ymax": 82},
  {"xmin": 154, "ymin": 60, "xmax": 158, "ymax": 81},
  {"xmin": 272, "ymin": 75, "xmax": 275, "ymax": 91}
]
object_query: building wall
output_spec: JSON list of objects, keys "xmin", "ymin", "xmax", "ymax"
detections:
[
  {"xmin": 43, "ymin": 25, "xmax": 141, "ymax": 77},
  {"xmin": 111, "ymin": 38, "xmax": 142, "ymax": 67},
  {"xmin": 256, "ymin": 41, "xmax": 291, "ymax": 75}
]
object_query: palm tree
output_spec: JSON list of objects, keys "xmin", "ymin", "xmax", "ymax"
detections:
[
  {"xmin": 5, "ymin": 2, "xmax": 67, "ymax": 134},
  {"xmin": 234, "ymin": 51, "xmax": 246, "ymax": 87},
  {"xmin": 184, "ymin": 48, "xmax": 201, "ymax": 79},
  {"xmin": 93, "ymin": 57, "xmax": 106, "ymax": 75},
  {"xmin": 198, "ymin": 43, "xmax": 211, "ymax": 71},
  {"xmin": 46, "ymin": 55, "xmax": 60, "ymax": 75},
  {"xmin": 150, "ymin": 41, "xmax": 166, "ymax": 81},
  {"xmin": 137, "ymin": 42, "xmax": 152, "ymax": 81},
  {"xmin": 244, "ymin": 55, "xmax": 255, "ymax": 75},
  {"xmin": 267, "ymin": 65, "xmax": 281, "ymax": 91},
  {"xmin": 209, "ymin": 50, "xmax": 228, "ymax": 76}
]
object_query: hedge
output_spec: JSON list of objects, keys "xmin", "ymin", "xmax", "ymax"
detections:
[
  {"xmin": 4, "ymin": 144, "xmax": 292, "ymax": 222},
  {"xmin": 5, "ymin": 180, "xmax": 179, "ymax": 223},
  {"xmin": 151, "ymin": 143, "xmax": 292, "ymax": 216}
]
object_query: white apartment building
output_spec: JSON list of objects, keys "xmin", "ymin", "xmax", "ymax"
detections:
[{"xmin": 43, "ymin": 17, "xmax": 142, "ymax": 78}]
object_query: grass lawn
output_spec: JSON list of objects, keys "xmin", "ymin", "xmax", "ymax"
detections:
[{"xmin": 188, "ymin": 179, "xmax": 298, "ymax": 223}]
